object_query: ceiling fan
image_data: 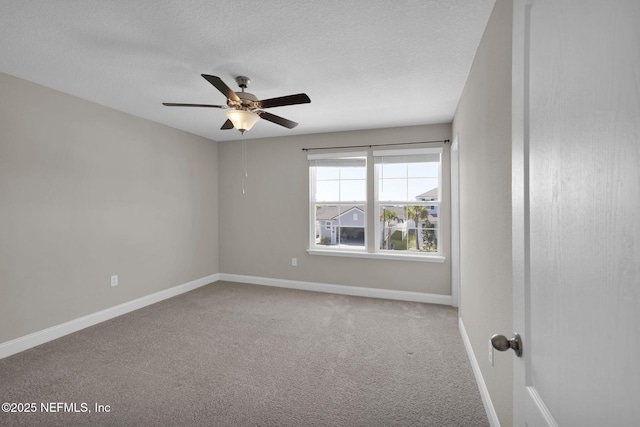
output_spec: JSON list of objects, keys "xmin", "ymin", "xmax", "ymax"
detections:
[{"xmin": 163, "ymin": 74, "xmax": 311, "ymax": 133}]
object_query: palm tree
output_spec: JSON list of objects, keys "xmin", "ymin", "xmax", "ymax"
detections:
[
  {"xmin": 406, "ymin": 206, "xmax": 429, "ymax": 250},
  {"xmin": 422, "ymin": 217, "xmax": 437, "ymax": 251},
  {"xmin": 380, "ymin": 208, "xmax": 399, "ymax": 249}
]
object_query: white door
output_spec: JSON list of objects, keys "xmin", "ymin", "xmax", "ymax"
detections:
[{"xmin": 512, "ymin": 0, "xmax": 640, "ymax": 426}]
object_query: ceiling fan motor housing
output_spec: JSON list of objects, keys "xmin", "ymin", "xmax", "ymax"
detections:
[
  {"xmin": 228, "ymin": 76, "xmax": 257, "ymax": 109},
  {"xmin": 228, "ymin": 91, "xmax": 258, "ymax": 110}
]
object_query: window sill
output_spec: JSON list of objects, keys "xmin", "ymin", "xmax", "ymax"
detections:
[{"xmin": 307, "ymin": 249, "xmax": 445, "ymax": 263}]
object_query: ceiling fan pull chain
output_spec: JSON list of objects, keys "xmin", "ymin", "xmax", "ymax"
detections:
[
  {"xmin": 244, "ymin": 138, "xmax": 248, "ymax": 179},
  {"xmin": 241, "ymin": 135, "xmax": 247, "ymax": 195}
]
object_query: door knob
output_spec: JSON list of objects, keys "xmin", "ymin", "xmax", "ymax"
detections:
[{"xmin": 491, "ymin": 333, "xmax": 523, "ymax": 357}]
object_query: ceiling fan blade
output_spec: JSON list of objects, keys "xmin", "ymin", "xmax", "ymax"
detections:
[
  {"xmin": 201, "ymin": 74, "xmax": 240, "ymax": 102},
  {"xmin": 162, "ymin": 103, "xmax": 227, "ymax": 108},
  {"xmin": 257, "ymin": 111, "xmax": 298, "ymax": 129},
  {"xmin": 258, "ymin": 93, "xmax": 311, "ymax": 109},
  {"xmin": 220, "ymin": 119, "xmax": 234, "ymax": 130}
]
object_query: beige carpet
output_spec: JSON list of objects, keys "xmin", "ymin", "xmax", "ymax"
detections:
[{"xmin": 0, "ymin": 281, "xmax": 488, "ymax": 426}]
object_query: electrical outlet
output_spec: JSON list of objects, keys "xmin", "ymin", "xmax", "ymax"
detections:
[
  {"xmin": 291, "ymin": 258, "xmax": 297, "ymax": 267},
  {"xmin": 488, "ymin": 340, "xmax": 494, "ymax": 366},
  {"xmin": 111, "ymin": 275, "xmax": 118, "ymax": 287}
]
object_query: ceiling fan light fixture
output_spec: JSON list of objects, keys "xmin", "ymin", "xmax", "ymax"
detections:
[{"xmin": 226, "ymin": 109, "xmax": 260, "ymax": 133}]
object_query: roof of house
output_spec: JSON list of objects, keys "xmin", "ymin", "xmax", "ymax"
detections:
[
  {"xmin": 315, "ymin": 206, "xmax": 364, "ymax": 221},
  {"xmin": 416, "ymin": 188, "xmax": 439, "ymax": 200}
]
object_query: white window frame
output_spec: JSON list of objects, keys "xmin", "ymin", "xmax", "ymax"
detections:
[
  {"xmin": 308, "ymin": 152, "xmax": 368, "ymax": 252},
  {"xmin": 308, "ymin": 147, "xmax": 445, "ymax": 263},
  {"xmin": 373, "ymin": 147, "xmax": 443, "ymax": 258}
]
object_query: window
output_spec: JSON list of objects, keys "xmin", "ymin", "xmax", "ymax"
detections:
[
  {"xmin": 309, "ymin": 152, "xmax": 367, "ymax": 249},
  {"xmin": 308, "ymin": 147, "xmax": 443, "ymax": 260},
  {"xmin": 374, "ymin": 148, "xmax": 441, "ymax": 255}
]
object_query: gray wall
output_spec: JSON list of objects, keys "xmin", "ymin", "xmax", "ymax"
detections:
[
  {"xmin": 218, "ymin": 124, "xmax": 452, "ymax": 294},
  {"xmin": 452, "ymin": 0, "xmax": 513, "ymax": 424},
  {"xmin": 0, "ymin": 72, "xmax": 219, "ymax": 344}
]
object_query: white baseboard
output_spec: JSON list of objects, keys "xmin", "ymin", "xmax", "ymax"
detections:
[
  {"xmin": 218, "ymin": 273, "xmax": 453, "ymax": 305},
  {"xmin": 0, "ymin": 273, "xmax": 219, "ymax": 360},
  {"xmin": 1, "ymin": 272, "xmax": 450, "ymax": 360},
  {"xmin": 459, "ymin": 317, "xmax": 500, "ymax": 427}
]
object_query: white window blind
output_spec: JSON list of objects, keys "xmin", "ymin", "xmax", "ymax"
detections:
[{"xmin": 373, "ymin": 148, "xmax": 441, "ymax": 165}]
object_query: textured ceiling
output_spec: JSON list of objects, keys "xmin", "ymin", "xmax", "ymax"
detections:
[{"xmin": 0, "ymin": 0, "xmax": 495, "ymax": 142}]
